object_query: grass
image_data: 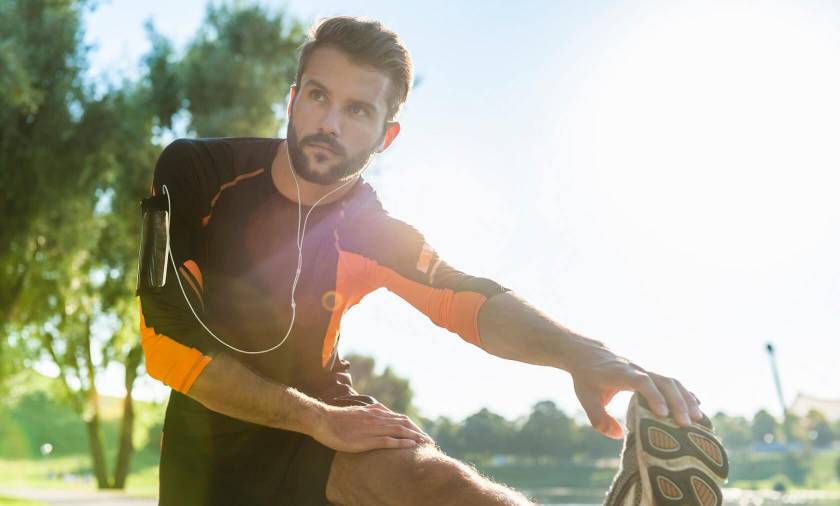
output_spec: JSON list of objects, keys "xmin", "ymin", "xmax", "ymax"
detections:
[
  {"xmin": 0, "ymin": 497, "xmax": 46, "ymax": 506},
  {"xmin": 0, "ymin": 453, "xmax": 158, "ymax": 497}
]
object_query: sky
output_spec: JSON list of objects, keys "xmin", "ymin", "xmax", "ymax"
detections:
[{"xmin": 81, "ymin": 0, "xmax": 840, "ymax": 423}]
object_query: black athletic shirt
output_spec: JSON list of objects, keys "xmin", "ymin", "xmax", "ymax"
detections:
[{"xmin": 137, "ymin": 137, "xmax": 509, "ymax": 428}]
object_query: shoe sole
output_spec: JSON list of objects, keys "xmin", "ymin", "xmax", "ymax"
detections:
[{"xmin": 635, "ymin": 402, "xmax": 729, "ymax": 506}]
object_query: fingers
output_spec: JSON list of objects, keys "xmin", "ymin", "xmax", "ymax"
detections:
[
  {"xmin": 675, "ymin": 381, "xmax": 703, "ymax": 421},
  {"xmin": 631, "ymin": 373, "xmax": 669, "ymax": 418},
  {"xmin": 656, "ymin": 377, "xmax": 691, "ymax": 426},
  {"xmin": 369, "ymin": 402, "xmax": 392, "ymax": 413},
  {"xmin": 365, "ymin": 405, "xmax": 433, "ymax": 444},
  {"xmin": 376, "ymin": 424, "xmax": 432, "ymax": 444},
  {"xmin": 370, "ymin": 437, "xmax": 420, "ymax": 450},
  {"xmin": 577, "ymin": 385, "xmax": 624, "ymax": 440}
]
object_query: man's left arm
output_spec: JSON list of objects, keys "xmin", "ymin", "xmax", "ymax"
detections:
[
  {"xmin": 477, "ymin": 290, "xmax": 704, "ymax": 438},
  {"xmin": 342, "ymin": 203, "xmax": 702, "ymax": 438}
]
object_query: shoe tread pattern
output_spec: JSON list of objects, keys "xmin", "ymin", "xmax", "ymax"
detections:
[
  {"xmin": 638, "ymin": 418, "xmax": 729, "ymax": 480},
  {"xmin": 648, "ymin": 466, "xmax": 722, "ymax": 506}
]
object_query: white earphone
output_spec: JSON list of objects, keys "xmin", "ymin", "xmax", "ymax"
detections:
[{"xmin": 162, "ymin": 140, "xmax": 368, "ymax": 355}]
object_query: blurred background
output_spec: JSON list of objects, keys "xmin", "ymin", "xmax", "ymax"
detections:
[{"xmin": 1, "ymin": 0, "xmax": 839, "ymax": 504}]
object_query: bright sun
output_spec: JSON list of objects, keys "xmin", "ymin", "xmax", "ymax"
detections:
[{"xmin": 565, "ymin": 1, "xmax": 840, "ymax": 272}]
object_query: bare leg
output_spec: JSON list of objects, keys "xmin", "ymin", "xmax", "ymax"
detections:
[{"xmin": 326, "ymin": 443, "xmax": 536, "ymax": 506}]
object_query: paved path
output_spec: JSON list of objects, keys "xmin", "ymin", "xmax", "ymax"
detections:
[{"xmin": 0, "ymin": 487, "xmax": 156, "ymax": 506}]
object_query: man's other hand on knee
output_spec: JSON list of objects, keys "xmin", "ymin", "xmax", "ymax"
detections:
[{"xmin": 309, "ymin": 402, "xmax": 434, "ymax": 453}]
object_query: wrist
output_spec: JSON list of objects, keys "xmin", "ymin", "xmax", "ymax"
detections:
[
  {"xmin": 561, "ymin": 334, "xmax": 616, "ymax": 374},
  {"xmin": 275, "ymin": 387, "xmax": 327, "ymax": 434}
]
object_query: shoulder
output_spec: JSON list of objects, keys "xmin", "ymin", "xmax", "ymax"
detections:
[
  {"xmin": 160, "ymin": 137, "xmax": 278, "ymax": 174},
  {"xmin": 155, "ymin": 137, "xmax": 278, "ymax": 191},
  {"xmin": 338, "ymin": 180, "xmax": 428, "ymax": 261}
]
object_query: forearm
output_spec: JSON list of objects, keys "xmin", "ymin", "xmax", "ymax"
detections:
[
  {"xmin": 186, "ymin": 352, "xmax": 325, "ymax": 434},
  {"xmin": 476, "ymin": 291, "xmax": 617, "ymax": 372}
]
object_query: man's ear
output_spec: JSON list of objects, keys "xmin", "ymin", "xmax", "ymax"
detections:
[
  {"xmin": 287, "ymin": 84, "xmax": 297, "ymax": 117},
  {"xmin": 377, "ymin": 122, "xmax": 401, "ymax": 153}
]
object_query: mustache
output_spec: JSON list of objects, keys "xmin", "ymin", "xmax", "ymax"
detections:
[{"xmin": 301, "ymin": 134, "xmax": 345, "ymax": 156}]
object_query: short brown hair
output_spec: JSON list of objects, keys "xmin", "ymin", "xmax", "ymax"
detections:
[{"xmin": 295, "ymin": 16, "xmax": 413, "ymax": 122}]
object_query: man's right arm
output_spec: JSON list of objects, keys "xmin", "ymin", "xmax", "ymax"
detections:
[{"xmin": 187, "ymin": 352, "xmax": 432, "ymax": 451}]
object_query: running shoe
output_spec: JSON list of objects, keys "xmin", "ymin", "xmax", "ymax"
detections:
[{"xmin": 603, "ymin": 393, "xmax": 729, "ymax": 506}]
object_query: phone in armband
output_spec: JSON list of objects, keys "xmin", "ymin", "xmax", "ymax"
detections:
[{"xmin": 136, "ymin": 194, "xmax": 171, "ymax": 295}]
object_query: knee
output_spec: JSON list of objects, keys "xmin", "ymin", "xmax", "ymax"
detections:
[
  {"xmin": 327, "ymin": 444, "xmax": 479, "ymax": 506},
  {"xmin": 405, "ymin": 445, "xmax": 476, "ymax": 498}
]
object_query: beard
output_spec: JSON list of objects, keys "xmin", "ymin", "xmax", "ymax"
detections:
[{"xmin": 286, "ymin": 113, "xmax": 379, "ymax": 186}]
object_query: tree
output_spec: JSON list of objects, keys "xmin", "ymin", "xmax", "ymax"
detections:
[
  {"xmin": 426, "ymin": 416, "xmax": 463, "ymax": 458},
  {"xmin": 2, "ymin": 0, "xmax": 304, "ymax": 489},
  {"xmin": 751, "ymin": 409, "xmax": 779, "ymax": 444},
  {"xmin": 148, "ymin": 3, "xmax": 306, "ymax": 138},
  {"xmin": 711, "ymin": 412, "xmax": 751, "ymax": 450},
  {"xmin": 460, "ymin": 408, "xmax": 516, "ymax": 460},
  {"xmin": 835, "ymin": 455, "xmax": 840, "ymax": 481},
  {"xmin": 802, "ymin": 409, "xmax": 834, "ymax": 449},
  {"xmin": 345, "ymin": 353, "xmax": 417, "ymax": 418},
  {"xmin": 516, "ymin": 400, "xmax": 574, "ymax": 461},
  {"xmin": 0, "ymin": 0, "xmax": 101, "ymax": 385},
  {"xmin": 574, "ymin": 423, "xmax": 622, "ymax": 460},
  {"xmin": 11, "ymin": 82, "xmax": 158, "ymax": 487}
]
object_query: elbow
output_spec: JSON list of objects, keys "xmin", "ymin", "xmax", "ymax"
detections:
[{"xmin": 138, "ymin": 299, "xmax": 212, "ymax": 394}]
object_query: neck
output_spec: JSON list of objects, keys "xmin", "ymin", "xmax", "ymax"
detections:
[{"xmin": 270, "ymin": 139, "xmax": 359, "ymax": 206}]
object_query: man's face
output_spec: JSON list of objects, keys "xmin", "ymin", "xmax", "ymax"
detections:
[{"xmin": 287, "ymin": 45, "xmax": 393, "ymax": 185}]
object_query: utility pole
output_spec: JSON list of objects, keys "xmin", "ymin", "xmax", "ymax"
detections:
[{"xmin": 765, "ymin": 343, "xmax": 793, "ymax": 443}]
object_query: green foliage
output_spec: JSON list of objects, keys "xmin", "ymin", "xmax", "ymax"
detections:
[
  {"xmin": 782, "ymin": 451, "xmax": 808, "ymax": 485},
  {"xmin": 0, "ymin": 496, "xmax": 47, "ymax": 506},
  {"xmin": 170, "ymin": 3, "xmax": 306, "ymax": 137},
  {"xmin": 752, "ymin": 409, "xmax": 779, "ymax": 444},
  {"xmin": 712, "ymin": 412, "xmax": 752, "ymax": 449},
  {"xmin": 345, "ymin": 353, "xmax": 416, "ymax": 417},
  {"xmin": 0, "ymin": 0, "xmax": 95, "ymax": 384},
  {"xmin": 804, "ymin": 409, "xmax": 835, "ymax": 448},
  {"xmin": 836, "ymin": 455, "xmax": 840, "ymax": 481},
  {"xmin": 0, "ymin": 386, "xmax": 165, "ymax": 460},
  {"xmin": 574, "ymin": 422, "xmax": 622, "ymax": 459},
  {"xmin": 517, "ymin": 400, "xmax": 574, "ymax": 460},
  {"xmin": 460, "ymin": 408, "xmax": 517, "ymax": 461},
  {"xmin": 0, "ymin": 0, "xmax": 307, "ymax": 487},
  {"xmin": 427, "ymin": 416, "xmax": 463, "ymax": 457}
]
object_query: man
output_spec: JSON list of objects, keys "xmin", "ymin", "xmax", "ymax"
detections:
[{"xmin": 136, "ymin": 16, "xmax": 727, "ymax": 506}]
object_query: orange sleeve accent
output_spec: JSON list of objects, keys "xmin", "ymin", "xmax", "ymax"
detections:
[
  {"xmin": 201, "ymin": 168, "xmax": 264, "ymax": 227},
  {"xmin": 322, "ymin": 251, "xmax": 486, "ymax": 365},
  {"xmin": 376, "ymin": 268, "xmax": 486, "ymax": 347},
  {"xmin": 321, "ymin": 250, "xmax": 378, "ymax": 366},
  {"xmin": 182, "ymin": 259, "xmax": 204, "ymax": 290},
  {"xmin": 138, "ymin": 299, "xmax": 212, "ymax": 394},
  {"xmin": 181, "ymin": 266, "xmax": 204, "ymax": 307}
]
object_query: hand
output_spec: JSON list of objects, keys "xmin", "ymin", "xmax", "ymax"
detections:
[
  {"xmin": 311, "ymin": 402, "xmax": 435, "ymax": 453},
  {"xmin": 570, "ymin": 355, "xmax": 704, "ymax": 439}
]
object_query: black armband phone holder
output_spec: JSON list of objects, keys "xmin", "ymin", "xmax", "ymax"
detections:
[{"xmin": 136, "ymin": 194, "xmax": 170, "ymax": 295}]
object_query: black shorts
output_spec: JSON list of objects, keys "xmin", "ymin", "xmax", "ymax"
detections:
[{"xmin": 158, "ymin": 393, "xmax": 335, "ymax": 506}]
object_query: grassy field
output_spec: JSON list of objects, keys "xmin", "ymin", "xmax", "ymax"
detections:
[
  {"xmin": 0, "ymin": 454, "xmax": 158, "ymax": 497},
  {"xmin": 0, "ymin": 497, "xmax": 45, "ymax": 506}
]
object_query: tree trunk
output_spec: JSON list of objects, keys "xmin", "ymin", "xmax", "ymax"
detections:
[
  {"xmin": 112, "ymin": 345, "xmax": 143, "ymax": 489},
  {"xmin": 85, "ymin": 411, "xmax": 111, "ymax": 489},
  {"xmin": 81, "ymin": 322, "xmax": 112, "ymax": 489}
]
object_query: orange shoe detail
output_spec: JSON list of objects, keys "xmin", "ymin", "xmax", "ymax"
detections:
[
  {"xmin": 691, "ymin": 476, "xmax": 717, "ymax": 506},
  {"xmin": 648, "ymin": 426, "xmax": 680, "ymax": 451},
  {"xmin": 656, "ymin": 476, "xmax": 684, "ymax": 500},
  {"xmin": 688, "ymin": 432, "xmax": 724, "ymax": 467}
]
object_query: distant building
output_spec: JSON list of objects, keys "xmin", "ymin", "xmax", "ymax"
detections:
[{"xmin": 789, "ymin": 393, "xmax": 840, "ymax": 420}]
